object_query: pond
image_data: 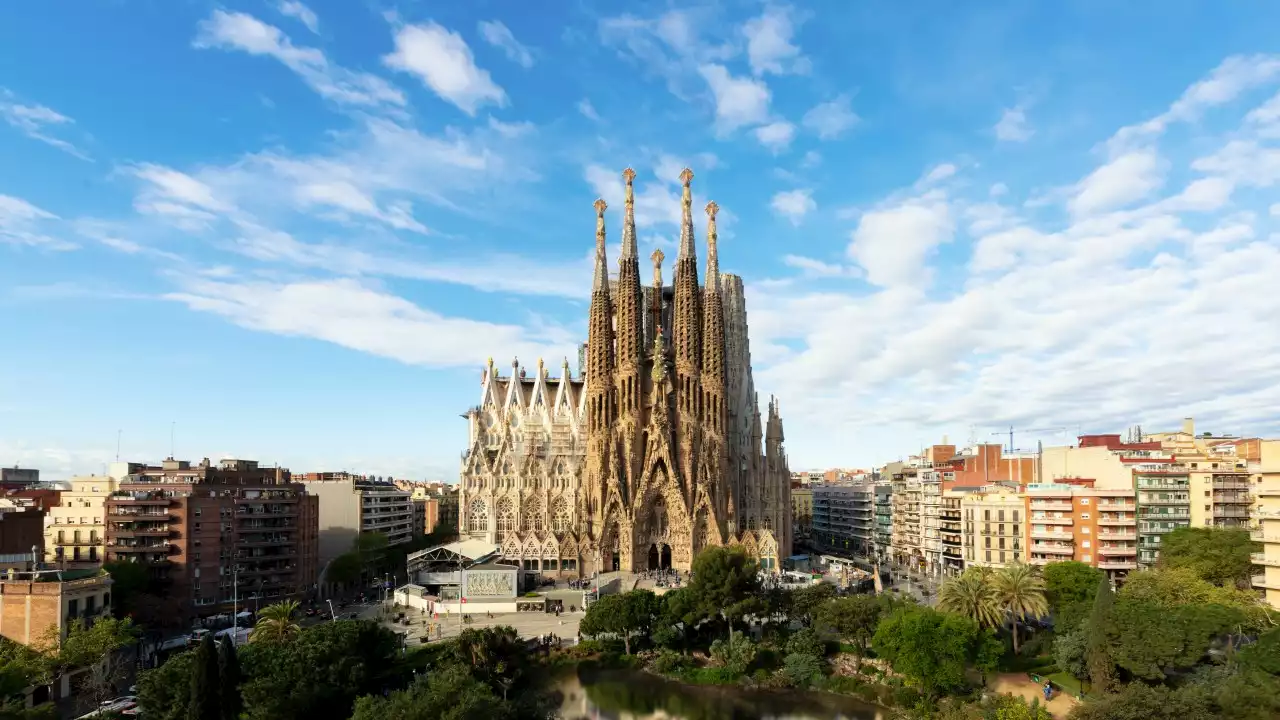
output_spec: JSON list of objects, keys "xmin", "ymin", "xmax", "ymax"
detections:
[{"xmin": 556, "ymin": 667, "xmax": 885, "ymax": 720}]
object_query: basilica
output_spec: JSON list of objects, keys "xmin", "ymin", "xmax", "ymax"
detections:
[{"xmin": 458, "ymin": 168, "xmax": 792, "ymax": 576}]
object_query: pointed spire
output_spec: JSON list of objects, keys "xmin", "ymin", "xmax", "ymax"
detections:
[
  {"xmin": 678, "ymin": 168, "xmax": 696, "ymax": 260},
  {"xmin": 705, "ymin": 201, "xmax": 720, "ymax": 291},
  {"xmin": 621, "ymin": 168, "xmax": 638, "ymax": 259},
  {"xmin": 592, "ymin": 198, "xmax": 609, "ymax": 291}
]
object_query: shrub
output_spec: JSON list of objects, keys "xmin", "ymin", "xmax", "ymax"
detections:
[
  {"xmin": 709, "ymin": 632, "xmax": 757, "ymax": 675},
  {"xmin": 782, "ymin": 652, "xmax": 825, "ymax": 688}
]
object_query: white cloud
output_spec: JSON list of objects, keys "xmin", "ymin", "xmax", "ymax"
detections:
[
  {"xmin": 699, "ymin": 64, "xmax": 771, "ymax": 134},
  {"xmin": 652, "ymin": 153, "xmax": 719, "ymax": 186},
  {"xmin": 770, "ymin": 188, "xmax": 815, "ymax": 225},
  {"xmin": 846, "ymin": 192, "xmax": 953, "ymax": 287},
  {"xmin": 166, "ymin": 277, "xmax": 575, "ymax": 368},
  {"xmin": 478, "ymin": 20, "xmax": 533, "ymax": 69},
  {"xmin": 1069, "ymin": 150, "xmax": 1165, "ymax": 217},
  {"xmin": 598, "ymin": 9, "xmax": 734, "ymax": 100},
  {"xmin": 801, "ymin": 151, "xmax": 821, "ymax": 168},
  {"xmin": 742, "ymin": 5, "xmax": 810, "ymax": 76},
  {"xmin": 0, "ymin": 194, "xmax": 73, "ymax": 249},
  {"xmin": 276, "ymin": 1, "xmax": 318, "ymax": 34},
  {"xmin": 195, "ymin": 11, "xmax": 404, "ymax": 107},
  {"xmin": 920, "ymin": 163, "xmax": 957, "ymax": 185},
  {"xmin": 0, "ymin": 89, "xmax": 89, "ymax": 159},
  {"xmin": 754, "ymin": 121, "xmax": 795, "ymax": 152},
  {"xmin": 1271, "ymin": 203, "xmax": 1280, "ymax": 217},
  {"xmin": 577, "ymin": 99, "xmax": 600, "ymax": 122},
  {"xmin": 802, "ymin": 95, "xmax": 858, "ymax": 140},
  {"xmin": 994, "ymin": 106, "xmax": 1033, "ymax": 142},
  {"xmin": 783, "ymin": 254, "xmax": 856, "ymax": 278},
  {"xmin": 384, "ymin": 22, "xmax": 506, "ymax": 115},
  {"xmin": 989, "ymin": 182, "xmax": 1009, "ymax": 197}
]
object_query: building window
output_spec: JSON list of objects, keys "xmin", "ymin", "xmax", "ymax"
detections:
[
  {"xmin": 1080, "ymin": 513, "xmax": 1089, "ymax": 520},
  {"xmin": 1079, "ymin": 498, "xmax": 1090, "ymax": 505}
]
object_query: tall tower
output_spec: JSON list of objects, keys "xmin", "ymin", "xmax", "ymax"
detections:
[
  {"xmin": 670, "ymin": 169, "xmax": 703, "ymax": 516},
  {"xmin": 584, "ymin": 198, "xmax": 623, "ymax": 571},
  {"xmin": 700, "ymin": 201, "xmax": 731, "ymax": 534},
  {"xmin": 615, "ymin": 169, "xmax": 646, "ymax": 499}
]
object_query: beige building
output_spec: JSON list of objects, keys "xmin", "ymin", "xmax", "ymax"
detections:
[
  {"xmin": 961, "ymin": 489, "xmax": 1025, "ymax": 569},
  {"xmin": 0, "ymin": 568, "xmax": 113, "ymax": 645},
  {"xmin": 792, "ymin": 486, "xmax": 812, "ymax": 537},
  {"xmin": 44, "ymin": 475, "xmax": 119, "ymax": 569},
  {"xmin": 296, "ymin": 474, "xmax": 414, "ymax": 569},
  {"xmin": 1254, "ymin": 483, "xmax": 1280, "ymax": 609}
]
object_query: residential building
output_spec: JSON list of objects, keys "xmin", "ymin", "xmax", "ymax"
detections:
[
  {"xmin": 939, "ymin": 492, "xmax": 963, "ymax": 575},
  {"xmin": 0, "ymin": 506, "xmax": 46, "ymax": 570},
  {"xmin": 0, "ymin": 568, "xmax": 113, "ymax": 645},
  {"xmin": 409, "ymin": 483, "xmax": 459, "ymax": 535},
  {"xmin": 1092, "ymin": 487, "xmax": 1140, "ymax": 577},
  {"xmin": 0, "ymin": 468, "xmax": 39, "ymax": 488},
  {"xmin": 961, "ymin": 489, "xmax": 1025, "ymax": 569},
  {"xmin": 1133, "ymin": 460, "xmax": 1191, "ymax": 567},
  {"xmin": 811, "ymin": 485, "xmax": 873, "ymax": 555},
  {"xmin": 104, "ymin": 458, "xmax": 319, "ymax": 620},
  {"xmin": 891, "ymin": 466, "xmax": 923, "ymax": 570},
  {"xmin": 872, "ymin": 483, "xmax": 892, "ymax": 565},
  {"xmin": 791, "ymin": 485, "xmax": 813, "ymax": 538},
  {"xmin": 412, "ymin": 499, "xmax": 427, "ymax": 539},
  {"xmin": 1023, "ymin": 483, "xmax": 1138, "ymax": 578},
  {"xmin": 297, "ymin": 473, "xmax": 414, "ymax": 568},
  {"xmin": 920, "ymin": 469, "xmax": 945, "ymax": 575},
  {"xmin": 1254, "ymin": 483, "xmax": 1280, "ymax": 609},
  {"xmin": 45, "ymin": 475, "xmax": 119, "ymax": 569}
]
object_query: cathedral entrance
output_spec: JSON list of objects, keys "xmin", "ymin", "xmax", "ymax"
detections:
[{"xmin": 647, "ymin": 543, "xmax": 673, "ymax": 571}]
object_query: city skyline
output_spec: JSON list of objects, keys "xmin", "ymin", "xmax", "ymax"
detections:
[{"xmin": 4, "ymin": 2, "xmax": 1280, "ymax": 481}]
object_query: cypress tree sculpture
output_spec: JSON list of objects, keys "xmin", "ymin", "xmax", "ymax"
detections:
[
  {"xmin": 188, "ymin": 634, "xmax": 221, "ymax": 720},
  {"xmin": 216, "ymin": 637, "xmax": 242, "ymax": 720}
]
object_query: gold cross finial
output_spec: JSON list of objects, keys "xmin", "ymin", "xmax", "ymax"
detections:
[
  {"xmin": 594, "ymin": 198, "xmax": 608, "ymax": 216},
  {"xmin": 651, "ymin": 248, "xmax": 664, "ymax": 265},
  {"xmin": 705, "ymin": 201, "xmax": 719, "ymax": 219},
  {"xmin": 622, "ymin": 168, "xmax": 636, "ymax": 184},
  {"xmin": 679, "ymin": 168, "xmax": 694, "ymax": 186}
]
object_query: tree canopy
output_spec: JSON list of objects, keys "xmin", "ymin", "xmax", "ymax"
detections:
[
  {"xmin": 872, "ymin": 604, "xmax": 988, "ymax": 698},
  {"xmin": 579, "ymin": 590, "xmax": 660, "ymax": 655},
  {"xmin": 686, "ymin": 546, "xmax": 763, "ymax": 637},
  {"xmin": 1157, "ymin": 527, "xmax": 1257, "ymax": 588}
]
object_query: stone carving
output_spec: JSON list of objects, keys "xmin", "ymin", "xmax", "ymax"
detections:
[{"xmin": 467, "ymin": 570, "xmax": 514, "ymax": 598}]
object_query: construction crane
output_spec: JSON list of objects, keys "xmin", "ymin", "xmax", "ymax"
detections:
[{"xmin": 991, "ymin": 426, "xmax": 1069, "ymax": 454}]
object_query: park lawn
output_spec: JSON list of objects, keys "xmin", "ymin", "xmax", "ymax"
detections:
[{"xmin": 1045, "ymin": 671, "xmax": 1093, "ymax": 700}]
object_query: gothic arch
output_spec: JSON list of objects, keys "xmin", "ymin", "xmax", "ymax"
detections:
[
  {"xmin": 521, "ymin": 495, "xmax": 545, "ymax": 533},
  {"xmin": 467, "ymin": 498, "xmax": 489, "ymax": 535},
  {"xmin": 496, "ymin": 496, "xmax": 516, "ymax": 542},
  {"xmin": 551, "ymin": 496, "xmax": 572, "ymax": 533}
]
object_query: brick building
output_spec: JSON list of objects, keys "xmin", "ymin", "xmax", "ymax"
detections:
[
  {"xmin": 104, "ymin": 458, "xmax": 319, "ymax": 621},
  {"xmin": 0, "ymin": 568, "xmax": 113, "ymax": 645}
]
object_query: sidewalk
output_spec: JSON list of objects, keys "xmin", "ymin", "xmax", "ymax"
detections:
[{"xmin": 989, "ymin": 673, "xmax": 1079, "ymax": 718}]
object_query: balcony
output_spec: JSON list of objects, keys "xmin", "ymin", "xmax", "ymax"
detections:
[
  {"xmin": 1098, "ymin": 560, "xmax": 1137, "ymax": 570},
  {"xmin": 1031, "ymin": 543, "xmax": 1074, "ymax": 555},
  {"xmin": 1029, "ymin": 501, "xmax": 1073, "ymax": 512},
  {"xmin": 1096, "ymin": 502, "xmax": 1137, "ymax": 511},
  {"xmin": 1097, "ymin": 515, "xmax": 1136, "ymax": 526},
  {"xmin": 1031, "ymin": 529, "xmax": 1073, "ymax": 540},
  {"xmin": 1213, "ymin": 506, "xmax": 1251, "ymax": 518},
  {"xmin": 1097, "ymin": 531, "xmax": 1137, "ymax": 541},
  {"xmin": 1139, "ymin": 510, "xmax": 1190, "ymax": 520},
  {"xmin": 1031, "ymin": 515, "xmax": 1073, "ymax": 525},
  {"xmin": 1252, "ymin": 574, "xmax": 1280, "ymax": 590},
  {"xmin": 1139, "ymin": 496, "xmax": 1189, "ymax": 505},
  {"xmin": 1252, "ymin": 552, "xmax": 1280, "ymax": 567},
  {"xmin": 1098, "ymin": 545, "xmax": 1137, "ymax": 556}
]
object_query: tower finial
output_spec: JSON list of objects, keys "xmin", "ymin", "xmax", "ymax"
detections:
[
  {"xmin": 650, "ymin": 248, "xmax": 664, "ymax": 288},
  {"xmin": 705, "ymin": 201, "xmax": 720, "ymax": 290},
  {"xmin": 678, "ymin": 168, "xmax": 695, "ymax": 259},
  {"xmin": 593, "ymin": 198, "xmax": 609, "ymax": 291},
  {"xmin": 622, "ymin": 169, "xmax": 638, "ymax": 260}
]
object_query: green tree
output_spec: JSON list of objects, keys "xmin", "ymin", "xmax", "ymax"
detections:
[
  {"xmin": 136, "ymin": 650, "xmax": 195, "ymax": 720},
  {"xmin": 1043, "ymin": 561, "xmax": 1104, "ymax": 633},
  {"xmin": 237, "ymin": 619, "xmax": 400, "ymax": 720},
  {"xmin": 188, "ymin": 635, "xmax": 221, "ymax": 720},
  {"xmin": 686, "ymin": 546, "xmax": 763, "ymax": 643},
  {"xmin": 938, "ymin": 568, "xmax": 1001, "ymax": 630},
  {"xmin": 1104, "ymin": 598, "xmax": 1242, "ymax": 681},
  {"xmin": 578, "ymin": 591, "xmax": 659, "ymax": 655},
  {"xmin": 350, "ymin": 664, "xmax": 508, "ymax": 720},
  {"xmin": 1066, "ymin": 682, "xmax": 1214, "ymax": 720},
  {"xmin": 1238, "ymin": 626, "xmax": 1280, "ymax": 675},
  {"xmin": 1120, "ymin": 568, "xmax": 1274, "ymax": 630},
  {"xmin": 1158, "ymin": 526, "xmax": 1257, "ymax": 588},
  {"xmin": 1053, "ymin": 629, "xmax": 1088, "ymax": 681},
  {"xmin": 872, "ymin": 605, "xmax": 982, "ymax": 698},
  {"xmin": 102, "ymin": 561, "xmax": 151, "ymax": 618},
  {"xmin": 251, "ymin": 600, "xmax": 301, "ymax": 644},
  {"xmin": 817, "ymin": 594, "xmax": 892, "ymax": 657},
  {"xmin": 1085, "ymin": 577, "xmax": 1116, "ymax": 694},
  {"xmin": 785, "ymin": 627, "xmax": 825, "ymax": 659},
  {"xmin": 216, "ymin": 638, "xmax": 242, "ymax": 720},
  {"xmin": 787, "ymin": 583, "xmax": 836, "ymax": 627},
  {"xmin": 993, "ymin": 563, "xmax": 1048, "ymax": 654},
  {"xmin": 326, "ymin": 552, "xmax": 364, "ymax": 587},
  {"xmin": 453, "ymin": 626, "xmax": 527, "ymax": 699}
]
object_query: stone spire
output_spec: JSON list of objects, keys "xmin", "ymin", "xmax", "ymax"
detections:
[
  {"xmin": 616, "ymin": 170, "xmax": 645, "ymax": 377},
  {"xmin": 621, "ymin": 168, "xmax": 638, "ymax": 260},
  {"xmin": 701, "ymin": 201, "xmax": 727, "ymax": 430},
  {"xmin": 678, "ymin": 168, "xmax": 696, "ymax": 261},
  {"xmin": 586, "ymin": 198, "xmax": 615, "ymax": 431},
  {"xmin": 671, "ymin": 168, "xmax": 702, "ymax": 378}
]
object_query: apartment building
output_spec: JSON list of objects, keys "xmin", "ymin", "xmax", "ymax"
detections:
[
  {"xmin": 1254, "ymin": 483, "xmax": 1280, "ymax": 609},
  {"xmin": 297, "ymin": 473, "xmax": 414, "ymax": 567},
  {"xmin": 0, "ymin": 568, "xmax": 113, "ymax": 645},
  {"xmin": 0, "ymin": 506, "xmax": 45, "ymax": 570},
  {"xmin": 1132, "ymin": 461, "xmax": 1191, "ymax": 566},
  {"xmin": 890, "ymin": 467, "xmax": 923, "ymax": 570},
  {"xmin": 791, "ymin": 485, "xmax": 813, "ymax": 538},
  {"xmin": 872, "ymin": 484, "xmax": 892, "ymax": 565},
  {"xmin": 961, "ymin": 489, "xmax": 1025, "ymax": 569},
  {"xmin": 0, "ymin": 468, "xmax": 39, "ymax": 488},
  {"xmin": 104, "ymin": 458, "xmax": 320, "ymax": 620},
  {"xmin": 811, "ymin": 485, "xmax": 873, "ymax": 554},
  {"xmin": 45, "ymin": 475, "xmax": 119, "ymax": 569},
  {"xmin": 1024, "ymin": 483, "xmax": 1138, "ymax": 578},
  {"xmin": 939, "ymin": 492, "xmax": 963, "ymax": 575},
  {"xmin": 410, "ymin": 483, "xmax": 460, "ymax": 535}
]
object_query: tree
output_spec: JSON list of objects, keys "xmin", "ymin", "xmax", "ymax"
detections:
[
  {"xmin": 787, "ymin": 583, "xmax": 836, "ymax": 627},
  {"xmin": 1104, "ymin": 598, "xmax": 1242, "ymax": 681},
  {"xmin": 872, "ymin": 605, "xmax": 982, "ymax": 698},
  {"xmin": 102, "ymin": 561, "xmax": 151, "ymax": 618},
  {"xmin": 1066, "ymin": 683, "xmax": 1214, "ymax": 720},
  {"xmin": 817, "ymin": 594, "xmax": 895, "ymax": 657},
  {"xmin": 938, "ymin": 568, "xmax": 1001, "ymax": 630},
  {"xmin": 251, "ymin": 600, "xmax": 301, "ymax": 644},
  {"xmin": 237, "ymin": 619, "xmax": 400, "ymax": 720},
  {"xmin": 40, "ymin": 617, "xmax": 138, "ymax": 713},
  {"xmin": 188, "ymin": 635, "xmax": 221, "ymax": 720},
  {"xmin": 1158, "ymin": 527, "xmax": 1256, "ymax": 588},
  {"xmin": 1043, "ymin": 561, "xmax": 1104, "ymax": 633},
  {"xmin": 686, "ymin": 546, "xmax": 763, "ymax": 643},
  {"xmin": 326, "ymin": 553, "xmax": 364, "ymax": 588},
  {"xmin": 578, "ymin": 591, "xmax": 659, "ymax": 655},
  {"xmin": 1120, "ymin": 568, "xmax": 1275, "ymax": 631},
  {"xmin": 350, "ymin": 664, "xmax": 508, "ymax": 720},
  {"xmin": 1053, "ymin": 629, "xmax": 1088, "ymax": 681},
  {"xmin": 994, "ymin": 563, "xmax": 1048, "ymax": 654},
  {"xmin": 137, "ymin": 650, "xmax": 195, "ymax": 720},
  {"xmin": 1085, "ymin": 577, "xmax": 1116, "ymax": 694},
  {"xmin": 453, "ymin": 626, "xmax": 527, "ymax": 699},
  {"xmin": 217, "ymin": 638, "xmax": 242, "ymax": 720}
]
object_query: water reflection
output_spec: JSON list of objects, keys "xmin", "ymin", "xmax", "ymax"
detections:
[{"xmin": 557, "ymin": 667, "xmax": 884, "ymax": 720}]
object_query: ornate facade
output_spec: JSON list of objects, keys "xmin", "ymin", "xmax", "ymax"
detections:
[{"xmin": 458, "ymin": 168, "xmax": 792, "ymax": 575}]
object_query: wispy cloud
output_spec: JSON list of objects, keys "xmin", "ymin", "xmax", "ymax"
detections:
[
  {"xmin": 478, "ymin": 20, "xmax": 533, "ymax": 68},
  {"xmin": 276, "ymin": 1, "xmax": 319, "ymax": 34},
  {"xmin": 0, "ymin": 89, "xmax": 90, "ymax": 159},
  {"xmin": 384, "ymin": 21, "xmax": 507, "ymax": 115}
]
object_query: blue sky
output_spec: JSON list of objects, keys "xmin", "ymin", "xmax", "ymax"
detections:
[{"xmin": 4, "ymin": 1, "xmax": 1280, "ymax": 481}]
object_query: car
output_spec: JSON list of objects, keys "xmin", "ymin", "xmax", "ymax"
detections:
[{"xmin": 100, "ymin": 696, "xmax": 137, "ymax": 708}]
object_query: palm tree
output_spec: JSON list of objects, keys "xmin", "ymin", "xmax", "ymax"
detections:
[
  {"xmin": 938, "ymin": 567, "xmax": 1001, "ymax": 629},
  {"xmin": 994, "ymin": 563, "xmax": 1049, "ymax": 654},
  {"xmin": 250, "ymin": 600, "xmax": 301, "ymax": 643}
]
